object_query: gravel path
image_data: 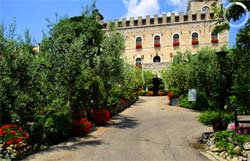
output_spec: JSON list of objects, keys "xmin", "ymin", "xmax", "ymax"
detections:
[{"xmin": 24, "ymin": 96, "xmax": 212, "ymax": 161}]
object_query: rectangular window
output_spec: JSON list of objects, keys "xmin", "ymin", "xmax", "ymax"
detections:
[
  {"xmin": 167, "ymin": 17, "xmax": 171, "ymax": 23},
  {"xmin": 201, "ymin": 14, "xmax": 206, "ymax": 20},
  {"xmin": 126, "ymin": 21, "xmax": 130, "ymax": 27},
  {"xmin": 134, "ymin": 20, "xmax": 138, "ymax": 26},
  {"xmin": 175, "ymin": 16, "xmax": 179, "ymax": 22},
  {"xmin": 142, "ymin": 19, "xmax": 146, "ymax": 25},
  {"xmin": 150, "ymin": 18, "xmax": 154, "ymax": 24},
  {"xmin": 184, "ymin": 15, "xmax": 188, "ymax": 21},
  {"xmin": 158, "ymin": 17, "xmax": 163, "ymax": 24},
  {"xmin": 192, "ymin": 14, "xmax": 197, "ymax": 21}
]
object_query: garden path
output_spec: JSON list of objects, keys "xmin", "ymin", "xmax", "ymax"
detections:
[{"xmin": 24, "ymin": 96, "xmax": 212, "ymax": 161}]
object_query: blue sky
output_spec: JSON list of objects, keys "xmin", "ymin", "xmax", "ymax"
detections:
[{"xmin": 0, "ymin": 0, "xmax": 248, "ymax": 47}]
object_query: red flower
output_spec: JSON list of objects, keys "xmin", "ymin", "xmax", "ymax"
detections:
[
  {"xmin": 10, "ymin": 130, "xmax": 16, "ymax": 135},
  {"xmin": 192, "ymin": 40, "xmax": 199, "ymax": 45},
  {"xmin": 211, "ymin": 39, "xmax": 218, "ymax": 43},
  {"xmin": 5, "ymin": 140, "xmax": 13, "ymax": 146},
  {"xmin": 154, "ymin": 43, "xmax": 160, "ymax": 47},
  {"xmin": 17, "ymin": 137, "xmax": 22, "ymax": 143},
  {"xmin": 0, "ymin": 130, "xmax": 6, "ymax": 135},
  {"xmin": 136, "ymin": 44, "xmax": 142, "ymax": 49},
  {"xmin": 173, "ymin": 41, "xmax": 180, "ymax": 47},
  {"xmin": 2, "ymin": 124, "xmax": 10, "ymax": 129},
  {"xmin": 24, "ymin": 131, "xmax": 29, "ymax": 139},
  {"xmin": 80, "ymin": 117, "xmax": 88, "ymax": 124}
]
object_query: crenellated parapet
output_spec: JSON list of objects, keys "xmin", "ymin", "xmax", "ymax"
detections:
[{"xmin": 102, "ymin": 11, "xmax": 216, "ymax": 30}]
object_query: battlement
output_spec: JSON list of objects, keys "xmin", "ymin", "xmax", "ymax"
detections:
[{"xmin": 102, "ymin": 11, "xmax": 216, "ymax": 30}]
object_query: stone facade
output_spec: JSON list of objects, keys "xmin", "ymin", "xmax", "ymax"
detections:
[{"xmin": 103, "ymin": 0, "xmax": 228, "ymax": 75}]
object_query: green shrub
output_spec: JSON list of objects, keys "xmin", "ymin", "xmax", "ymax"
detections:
[
  {"xmin": 214, "ymin": 130, "xmax": 250, "ymax": 155},
  {"xmin": 147, "ymin": 84, "xmax": 154, "ymax": 91},
  {"xmin": 159, "ymin": 84, "xmax": 165, "ymax": 90},
  {"xmin": 198, "ymin": 111, "xmax": 234, "ymax": 127},
  {"xmin": 179, "ymin": 97, "xmax": 193, "ymax": 109},
  {"xmin": 139, "ymin": 90, "xmax": 148, "ymax": 96},
  {"xmin": 31, "ymin": 105, "xmax": 71, "ymax": 145}
]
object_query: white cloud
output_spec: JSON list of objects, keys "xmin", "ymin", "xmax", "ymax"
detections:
[
  {"xmin": 165, "ymin": 0, "xmax": 188, "ymax": 12},
  {"xmin": 122, "ymin": 0, "xmax": 160, "ymax": 18}
]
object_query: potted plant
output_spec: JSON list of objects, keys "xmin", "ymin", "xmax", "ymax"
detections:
[{"xmin": 198, "ymin": 111, "xmax": 234, "ymax": 132}]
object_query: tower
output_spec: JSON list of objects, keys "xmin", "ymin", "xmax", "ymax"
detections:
[{"xmin": 187, "ymin": 0, "xmax": 220, "ymax": 13}]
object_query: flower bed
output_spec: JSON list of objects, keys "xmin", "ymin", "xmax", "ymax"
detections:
[
  {"xmin": 211, "ymin": 39, "xmax": 218, "ymax": 43},
  {"xmin": 136, "ymin": 44, "xmax": 142, "ymax": 49},
  {"xmin": 72, "ymin": 117, "xmax": 92, "ymax": 136},
  {"xmin": 147, "ymin": 91, "xmax": 153, "ymax": 96},
  {"xmin": 173, "ymin": 41, "xmax": 180, "ymax": 47},
  {"xmin": 91, "ymin": 109, "xmax": 110, "ymax": 125},
  {"xmin": 192, "ymin": 40, "xmax": 199, "ymax": 45},
  {"xmin": 0, "ymin": 124, "xmax": 29, "ymax": 159},
  {"xmin": 154, "ymin": 43, "xmax": 160, "ymax": 47}
]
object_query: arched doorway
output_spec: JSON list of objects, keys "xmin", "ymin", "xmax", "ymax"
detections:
[
  {"xmin": 135, "ymin": 57, "xmax": 142, "ymax": 68},
  {"xmin": 152, "ymin": 76, "xmax": 163, "ymax": 95},
  {"xmin": 153, "ymin": 55, "xmax": 161, "ymax": 62}
]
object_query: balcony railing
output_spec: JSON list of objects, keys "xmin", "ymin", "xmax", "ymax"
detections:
[{"xmin": 142, "ymin": 62, "xmax": 171, "ymax": 71}]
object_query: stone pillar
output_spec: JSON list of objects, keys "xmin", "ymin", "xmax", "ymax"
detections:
[
  {"xmin": 138, "ymin": 16, "xmax": 142, "ymax": 26},
  {"xmin": 196, "ymin": 11, "xmax": 201, "ymax": 21},
  {"xmin": 107, "ymin": 20, "xmax": 111, "ymax": 29},
  {"xmin": 205, "ymin": 11, "xmax": 210, "ymax": 20},
  {"xmin": 162, "ymin": 13, "xmax": 167, "ymax": 23},
  {"xmin": 188, "ymin": 11, "xmax": 192, "ymax": 22},
  {"xmin": 171, "ymin": 13, "xmax": 175, "ymax": 23},
  {"xmin": 114, "ymin": 19, "xmax": 119, "ymax": 28},
  {"xmin": 130, "ymin": 17, "xmax": 134, "ymax": 27},
  {"xmin": 146, "ymin": 15, "xmax": 150, "ymax": 25},
  {"xmin": 122, "ymin": 18, "xmax": 126, "ymax": 27},
  {"xmin": 154, "ymin": 15, "xmax": 158, "ymax": 25},
  {"xmin": 179, "ymin": 12, "xmax": 184, "ymax": 22}
]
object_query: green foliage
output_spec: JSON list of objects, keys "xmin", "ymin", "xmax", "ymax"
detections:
[
  {"xmin": 214, "ymin": 130, "xmax": 250, "ymax": 155},
  {"xmin": 139, "ymin": 90, "xmax": 148, "ymax": 96},
  {"xmin": 159, "ymin": 84, "xmax": 164, "ymax": 90},
  {"xmin": 231, "ymin": 21, "xmax": 250, "ymax": 113},
  {"xmin": 147, "ymin": 84, "xmax": 154, "ymax": 91},
  {"xmin": 198, "ymin": 111, "xmax": 234, "ymax": 127},
  {"xmin": 31, "ymin": 102, "xmax": 71, "ymax": 145}
]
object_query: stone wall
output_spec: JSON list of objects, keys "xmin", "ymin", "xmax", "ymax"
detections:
[{"xmin": 103, "ymin": 0, "xmax": 228, "ymax": 73}]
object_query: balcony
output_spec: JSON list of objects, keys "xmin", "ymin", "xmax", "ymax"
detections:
[{"xmin": 142, "ymin": 62, "xmax": 171, "ymax": 75}]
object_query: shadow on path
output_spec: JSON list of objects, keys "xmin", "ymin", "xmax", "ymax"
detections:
[{"xmin": 109, "ymin": 114, "xmax": 139, "ymax": 129}]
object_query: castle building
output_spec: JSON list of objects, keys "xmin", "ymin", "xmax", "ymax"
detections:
[{"xmin": 102, "ymin": 0, "xmax": 228, "ymax": 75}]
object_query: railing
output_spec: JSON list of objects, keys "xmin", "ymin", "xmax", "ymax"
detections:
[{"xmin": 142, "ymin": 62, "xmax": 171, "ymax": 75}]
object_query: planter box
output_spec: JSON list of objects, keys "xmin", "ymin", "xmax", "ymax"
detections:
[{"xmin": 170, "ymin": 98, "xmax": 179, "ymax": 106}]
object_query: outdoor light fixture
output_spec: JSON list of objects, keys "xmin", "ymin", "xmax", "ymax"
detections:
[{"xmin": 216, "ymin": 50, "xmax": 228, "ymax": 130}]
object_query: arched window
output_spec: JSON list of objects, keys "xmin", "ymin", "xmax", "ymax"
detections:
[
  {"xmin": 201, "ymin": 6, "xmax": 210, "ymax": 13},
  {"xmin": 192, "ymin": 32, "xmax": 199, "ymax": 45},
  {"xmin": 136, "ymin": 37, "xmax": 142, "ymax": 49},
  {"xmin": 153, "ymin": 56, "xmax": 161, "ymax": 62},
  {"xmin": 154, "ymin": 35, "xmax": 161, "ymax": 47},
  {"xmin": 135, "ymin": 57, "xmax": 142, "ymax": 68},
  {"xmin": 211, "ymin": 32, "xmax": 218, "ymax": 43},
  {"xmin": 173, "ymin": 34, "xmax": 180, "ymax": 47}
]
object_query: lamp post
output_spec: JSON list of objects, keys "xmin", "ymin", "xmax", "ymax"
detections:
[{"xmin": 216, "ymin": 51, "xmax": 228, "ymax": 130}]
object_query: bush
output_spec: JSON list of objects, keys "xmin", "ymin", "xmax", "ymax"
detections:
[
  {"xmin": 31, "ymin": 106, "xmax": 71, "ymax": 145},
  {"xmin": 214, "ymin": 130, "xmax": 250, "ymax": 155},
  {"xmin": 147, "ymin": 84, "xmax": 154, "ymax": 91},
  {"xmin": 159, "ymin": 84, "xmax": 164, "ymax": 90},
  {"xmin": 0, "ymin": 124, "xmax": 29, "ymax": 160},
  {"xmin": 179, "ymin": 97, "xmax": 193, "ymax": 109},
  {"xmin": 139, "ymin": 90, "xmax": 148, "ymax": 96},
  {"xmin": 198, "ymin": 111, "xmax": 234, "ymax": 131}
]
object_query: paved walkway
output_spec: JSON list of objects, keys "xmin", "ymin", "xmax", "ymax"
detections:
[{"xmin": 24, "ymin": 96, "xmax": 212, "ymax": 161}]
